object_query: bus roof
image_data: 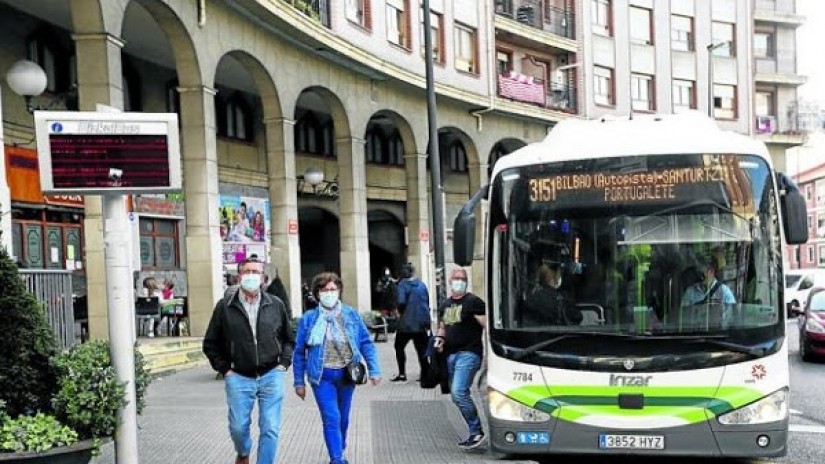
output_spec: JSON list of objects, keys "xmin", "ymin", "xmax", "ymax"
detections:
[{"xmin": 492, "ymin": 112, "xmax": 771, "ymax": 179}]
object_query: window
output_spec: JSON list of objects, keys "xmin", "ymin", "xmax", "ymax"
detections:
[
  {"xmin": 808, "ymin": 246, "xmax": 815, "ymax": 264},
  {"xmin": 420, "ymin": 10, "xmax": 444, "ymax": 63},
  {"xmin": 672, "ymin": 79, "xmax": 695, "ymax": 112},
  {"xmin": 216, "ymin": 93, "xmax": 253, "ymax": 141},
  {"xmin": 386, "ymin": 1, "xmax": 410, "ymax": 48},
  {"xmin": 711, "ymin": 22, "xmax": 735, "ymax": 57},
  {"xmin": 671, "ymin": 15, "xmax": 693, "ymax": 51},
  {"xmin": 454, "ymin": 23, "xmax": 477, "ymax": 73},
  {"xmin": 139, "ymin": 218, "xmax": 179, "ymax": 269},
  {"xmin": 593, "ymin": 66, "xmax": 614, "ymax": 106},
  {"xmin": 819, "ymin": 246, "xmax": 825, "ymax": 267},
  {"xmin": 496, "ymin": 50, "xmax": 512, "ymax": 75},
  {"xmin": 346, "ymin": 0, "xmax": 371, "ymax": 29},
  {"xmin": 387, "ymin": 131, "xmax": 405, "ymax": 166},
  {"xmin": 806, "ymin": 185, "xmax": 813, "ymax": 201},
  {"xmin": 591, "ymin": 0, "xmax": 612, "ymax": 36},
  {"xmin": 631, "ymin": 74, "xmax": 654, "ymax": 111},
  {"xmin": 713, "ymin": 84, "xmax": 736, "ymax": 119},
  {"xmin": 26, "ymin": 30, "xmax": 73, "ymax": 94},
  {"xmin": 629, "ymin": 6, "xmax": 652, "ymax": 44},
  {"xmin": 793, "ymin": 247, "xmax": 799, "ymax": 263},
  {"xmin": 449, "ymin": 143, "xmax": 467, "ymax": 172},
  {"xmin": 755, "ymin": 90, "xmax": 775, "ymax": 117},
  {"xmin": 754, "ymin": 31, "xmax": 775, "ymax": 58}
]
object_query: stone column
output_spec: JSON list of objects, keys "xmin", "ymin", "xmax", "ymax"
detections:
[
  {"xmin": 178, "ymin": 85, "xmax": 223, "ymax": 336},
  {"xmin": 264, "ymin": 117, "xmax": 302, "ymax": 317},
  {"xmin": 404, "ymin": 151, "xmax": 432, "ymax": 302},
  {"xmin": 337, "ymin": 136, "xmax": 370, "ymax": 311},
  {"xmin": 72, "ymin": 32, "xmax": 125, "ymax": 340},
  {"xmin": 0, "ymin": 89, "xmax": 11, "ymax": 255}
]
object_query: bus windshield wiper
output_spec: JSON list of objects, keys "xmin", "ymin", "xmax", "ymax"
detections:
[
  {"xmin": 676, "ymin": 336, "xmax": 766, "ymax": 357},
  {"xmin": 510, "ymin": 332, "xmax": 642, "ymax": 361}
]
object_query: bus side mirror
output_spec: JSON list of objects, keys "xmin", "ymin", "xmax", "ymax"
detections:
[
  {"xmin": 453, "ymin": 211, "xmax": 475, "ymax": 266},
  {"xmin": 777, "ymin": 173, "xmax": 808, "ymax": 245},
  {"xmin": 453, "ymin": 185, "xmax": 488, "ymax": 267}
]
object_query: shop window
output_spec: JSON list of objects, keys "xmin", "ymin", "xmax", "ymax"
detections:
[
  {"xmin": 11, "ymin": 215, "xmax": 81, "ymax": 270},
  {"xmin": 139, "ymin": 218, "xmax": 179, "ymax": 269}
]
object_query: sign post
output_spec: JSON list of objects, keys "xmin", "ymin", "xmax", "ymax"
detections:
[{"xmin": 34, "ymin": 111, "xmax": 181, "ymax": 464}]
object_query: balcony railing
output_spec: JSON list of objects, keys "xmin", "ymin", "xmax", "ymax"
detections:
[
  {"xmin": 495, "ymin": 0, "xmax": 576, "ymax": 40},
  {"xmin": 497, "ymin": 71, "xmax": 578, "ymax": 113},
  {"xmin": 283, "ymin": 0, "xmax": 331, "ymax": 28}
]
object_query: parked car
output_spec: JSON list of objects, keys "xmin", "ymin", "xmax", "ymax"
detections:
[
  {"xmin": 797, "ymin": 288, "xmax": 825, "ymax": 362},
  {"xmin": 785, "ymin": 270, "xmax": 825, "ymax": 316}
]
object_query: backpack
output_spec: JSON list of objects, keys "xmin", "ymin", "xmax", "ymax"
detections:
[{"xmin": 397, "ymin": 279, "xmax": 431, "ymax": 332}]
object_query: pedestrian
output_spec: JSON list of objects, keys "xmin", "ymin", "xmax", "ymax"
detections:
[
  {"xmin": 433, "ymin": 267, "xmax": 487, "ymax": 450},
  {"xmin": 293, "ymin": 272, "xmax": 382, "ymax": 464},
  {"xmin": 202, "ymin": 256, "xmax": 296, "ymax": 464},
  {"xmin": 391, "ymin": 263, "xmax": 431, "ymax": 383},
  {"xmin": 265, "ymin": 269, "xmax": 291, "ymax": 312}
]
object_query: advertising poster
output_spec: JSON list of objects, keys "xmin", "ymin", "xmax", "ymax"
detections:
[{"xmin": 219, "ymin": 194, "xmax": 270, "ymax": 267}]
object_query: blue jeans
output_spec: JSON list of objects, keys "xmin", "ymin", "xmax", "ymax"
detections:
[
  {"xmin": 447, "ymin": 351, "xmax": 483, "ymax": 435},
  {"xmin": 311, "ymin": 367, "xmax": 356, "ymax": 463},
  {"xmin": 225, "ymin": 369, "xmax": 286, "ymax": 463}
]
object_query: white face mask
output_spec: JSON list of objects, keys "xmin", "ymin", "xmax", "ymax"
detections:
[
  {"xmin": 319, "ymin": 291, "xmax": 340, "ymax": 308},
  {"xmin": 451, "ymin": 280, "xmax": 467, "ymax": 294},
  {"xmin": 240, "ymin": 273, "xmax": 261, "ymax": 292}
]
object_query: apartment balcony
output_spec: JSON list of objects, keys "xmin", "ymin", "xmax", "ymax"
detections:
[
  {"xmin": 496, "ymin": 71, "xmax": 578, "ymax": 114},
  {"xmin": 754, "ymin": 115, "xmax": 807, "ymax": 147},
  {"xmin": 754, "ymin": 0, "xmax": 804, "ymax": 27},
  {"xmin": 495, "ymin": 0, "xmax": 576, "ymax": 43},
  {"xmin": 282, "ymin": 0, "xmax": 331, "ymax": 28}
]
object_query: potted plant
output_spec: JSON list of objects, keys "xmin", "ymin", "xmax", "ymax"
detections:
[{"xmin": 0, "ymin": 247, "xmax": 150, "ymax": 463}]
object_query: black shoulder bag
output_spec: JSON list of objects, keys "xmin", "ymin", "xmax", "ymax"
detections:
[{"xmin": 330, "ymin": 319, "xmax": 368, "ymax": 385}]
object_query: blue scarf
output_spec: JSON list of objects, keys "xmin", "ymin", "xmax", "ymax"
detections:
[{"xmin": 308, "ymin": 304, "xmax": 347, "ymax": 347}]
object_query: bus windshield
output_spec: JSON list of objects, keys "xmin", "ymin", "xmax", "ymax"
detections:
[{"xmin": 488, "ymin": 153, "xmax": 784, "ymax": 371}]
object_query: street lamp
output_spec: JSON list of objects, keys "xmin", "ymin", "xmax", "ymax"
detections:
[
  {"xmin": 303, "ymin": 167, "xmax": 325, "ymax": 193},
  {"xmin": 5, "ymin": 60, "xmax": 48, "ymax": 113},
  {"xmin": 706, "ymin": 41, "xmax": 729, "ymax": 118}
]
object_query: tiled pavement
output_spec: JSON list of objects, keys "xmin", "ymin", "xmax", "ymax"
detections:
[{"xmin": 90, "ymin": 334, "xmax": 540, "ymax": 464}]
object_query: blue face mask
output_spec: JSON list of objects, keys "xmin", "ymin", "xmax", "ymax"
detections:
[
  {"xmin": 451, "ymin": 280, "xmax": 467, "ymax": 294},
  {"xmin": 319, "ymin": 291, "xmax": 340, "ymax": 308},
  {"xmin": 240, "ymin": 273, "xmax": 261, "ymax": 292}
]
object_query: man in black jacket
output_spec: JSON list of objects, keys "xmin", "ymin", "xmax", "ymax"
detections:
[{"xmin": 203, "ymin": 256, "xmax": 295, "ymax": 464}]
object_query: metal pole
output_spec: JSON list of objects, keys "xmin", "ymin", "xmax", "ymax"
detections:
[
  {"xmin": 103, "ymin": 194, "xmax": 139, "ymax": 464},
  {"xmin": 422, "ymin": 0, "xmax": 447, "ymax": 304},
  {"xmin": 708, "ymin": 48, "xmax": 714, "ymax": 117}
]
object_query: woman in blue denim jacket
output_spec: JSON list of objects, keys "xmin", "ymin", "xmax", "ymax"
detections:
[{"xmin": 293, "ymin": 272, "xmax": 382, "ymax": 464}]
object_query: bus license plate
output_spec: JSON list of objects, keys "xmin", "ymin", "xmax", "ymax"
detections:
[{"xmin": 599, "ymin": 434, "xmax": 664, "ymax": 450}]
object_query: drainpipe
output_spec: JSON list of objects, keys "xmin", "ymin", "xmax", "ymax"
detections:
[{"xmin": 470, "ymin": 0, "xmax": 496, "ymax": 132}]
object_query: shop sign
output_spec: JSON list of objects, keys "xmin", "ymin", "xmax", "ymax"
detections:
[{"xmin": 134, "ymin": 195, "xmax": 185, "ymax": 216}]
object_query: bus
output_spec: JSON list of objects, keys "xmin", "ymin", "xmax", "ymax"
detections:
[{"xmin": 452, "ymin": 113, "xmax": 808, "ymax": 458}]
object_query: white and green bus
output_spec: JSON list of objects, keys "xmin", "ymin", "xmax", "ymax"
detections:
[{"xmin": 453, "ymin": 113, "xmax": 808, "ymax": 458}]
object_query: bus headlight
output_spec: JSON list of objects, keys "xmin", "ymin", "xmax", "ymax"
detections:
[
  {"xmin": 805, "ymin": 318, "xmax": 825, "ymax": 333},
  {"xmin": 488, "ymin": 389, "xmax": 551, "ymax": 422},
  {"xmin": 717, "ymin": 388, "xmax": 788, "ymax": 425}
]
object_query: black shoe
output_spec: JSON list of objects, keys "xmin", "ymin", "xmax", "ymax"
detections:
[
  {"xmin": 458, "ymin": 433, "xmax": 487, "ymax": 450},
  {"xmin": 390, "ymin": 374, "xmax": 408, "ymax": 383}
]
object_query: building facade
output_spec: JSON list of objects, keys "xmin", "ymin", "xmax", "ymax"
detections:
[{"xmin": 0, "ymin": 0, "xmax": 577, "ymax": 339}]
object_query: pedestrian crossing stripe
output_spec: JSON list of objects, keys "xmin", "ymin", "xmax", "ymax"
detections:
[{"xmin": 790, "ymin": 424, "xmax": 825, "ymax": 434}]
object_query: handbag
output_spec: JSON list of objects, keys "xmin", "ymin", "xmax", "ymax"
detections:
[{"xmin": 330, "ymin": 334, "xmax": 368, "ymax": 385}]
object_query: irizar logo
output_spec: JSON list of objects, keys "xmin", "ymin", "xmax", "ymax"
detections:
[{"xmin": 609, "ymin": 374, "xmax": 652, "ymax": 386}]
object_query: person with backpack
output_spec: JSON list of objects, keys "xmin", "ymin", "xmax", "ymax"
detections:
[
  {"xmin": 390, "ymin": 263, "xmax": 431, "ymax": 383},
  {"xmin": 202, "ymin": 256, "xmax": 295, "ymax": 464}
]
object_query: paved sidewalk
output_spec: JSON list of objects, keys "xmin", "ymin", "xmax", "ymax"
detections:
[{"xmin": 90, "ymin": 334, "xmax": 540, "ymax": 464}]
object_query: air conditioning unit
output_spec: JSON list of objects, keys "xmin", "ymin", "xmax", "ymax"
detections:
[{"xmin": 756, "ymin": 115, "xmax": 776, "ymax": 134}]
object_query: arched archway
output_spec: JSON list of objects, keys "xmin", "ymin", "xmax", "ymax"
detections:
[
  {"xmin": 489, "ymin": 138, "xmax": 527, "ymax": 178},
  {"xmin": 298, "ymin": 206, "xmax": 340, "ymax": 285}
]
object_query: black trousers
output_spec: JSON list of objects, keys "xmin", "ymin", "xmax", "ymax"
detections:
[{"xmin": 394, "ymin": 331, "xmax": 430, "ymax": 377}]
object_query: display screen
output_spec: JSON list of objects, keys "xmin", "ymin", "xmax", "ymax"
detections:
[{"xmin": 49, "ymin": 134, "xmax": 170, "ymax": 189}]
